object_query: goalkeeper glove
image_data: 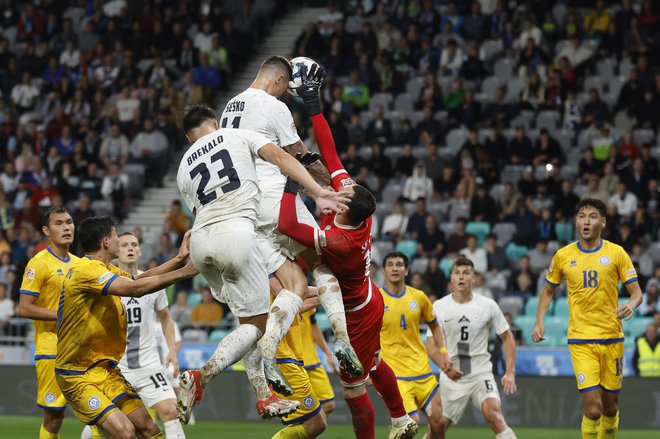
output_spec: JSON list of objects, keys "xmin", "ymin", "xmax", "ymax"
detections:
[{"xmin": 293, "ymin": 63, "xmax": 326, "ymax": 116}]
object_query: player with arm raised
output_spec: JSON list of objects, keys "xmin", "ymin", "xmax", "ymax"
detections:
[
  {"xmin": 278, "ymin": 64, "xmax": 418, "ymax": 439},
  {"xmin": 532, "ymin": 198, "xmax": 643, "ymax": 439},
  {"xmin": 379, "ymin": 251, "xmax": 451, "ymax": 439},
  {"xmin": 55, "ymin": 216, "xmax": 197, "ymax": 439},
  {"xmin": 426, "ymin": 257, "xmax": 517, "ymax": 439},
  {"xmin": 17, "ymin": 207, "xmax": 79, "ymax": 439},
  {"xmin": 175, "ymin": 104, "xmax": 347, "ymax": 423},
  {"xmin": 221, "ymin": 56, "xmax": 362, "ymax": 390}
]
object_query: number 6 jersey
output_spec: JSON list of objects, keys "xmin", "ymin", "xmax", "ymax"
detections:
[
  {"xmin": 430, "ymin": 294, "xmax": 509, "ymax": 377},
  {"xmin": 177, "ymin": 128, "xmax": 271, "ymax": 231}
]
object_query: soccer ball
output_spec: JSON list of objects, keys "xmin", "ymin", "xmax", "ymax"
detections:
[{"xmin": 288, "ymin": 56, "xmax": 319, "ymax": 96}]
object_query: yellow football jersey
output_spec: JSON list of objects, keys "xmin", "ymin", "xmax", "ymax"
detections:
[
  {"xmin": 379, "ymin": 285, "xmax": 436, "ymax": 378},
  {"xmin": 56, "ymin": 257, "xmax": 132, "ymax": 373},
  {"xmin": 19, "ymin": 248, "xmax": 79, "ymax": 357},
  {"xmin": 545, "ymin": 239, "xmax": 637, "ymax": 342},
  {"xmin": 300, "ymin": 310, "xmax": 322, "ymax": 369},
  {"xmin": 276, "ymin": 305, "xmax": 303, "ymax": 365}
]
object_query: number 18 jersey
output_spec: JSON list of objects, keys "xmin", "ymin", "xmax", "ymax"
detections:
[
  {"xmin": 430, "ymin": 294, "xmax": 509, "ymax": 377},
  {"xmin": 177, "ymin": 128, "xmax": 271, "ymax": 231}
]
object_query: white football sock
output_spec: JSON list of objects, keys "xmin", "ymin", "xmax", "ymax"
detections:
[
  {"xmin": 200, "ymin": 323, "xmax": 261, "ymax": 386},
  {"xmin": 495, "ymin": 427, "xmax": 517, "ymax": 439},
  {"xmin": 260, "ymin": 289, "xmax": 303, "ymax": 360},
  {"xmin": 163, "ymin": 418, "xmax": 186, "ymax": 438},
  {"xmin": 313, "ymin": 264, "xmax": 349, "ymax": 342},
  {"xmin": 80, "ymin": 425, "xmax": 92, "ymax": 439},
  {"xmin": 392, "ymin": 414, "xmax": 413, "ymax": 427},
  {"xmin": 242, "ymin": 341, "xmax": 272, "ymax": 400}
]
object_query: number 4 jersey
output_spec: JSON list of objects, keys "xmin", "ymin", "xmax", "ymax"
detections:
[
  {"xmin": 177, "ymin": 128, "xmax": 271, "ymax": 231},
  {"xmin": 430, "ymin": 294, "xmax": 509, "ymax": 377}
]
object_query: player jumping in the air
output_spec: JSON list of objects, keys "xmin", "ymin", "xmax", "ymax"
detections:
[
  {"xmin": 278, "ymin": 64, "xmax": 418, "ymax": 439},
  {"xmin": 427, "ymin": 257, "xmax": 517, "ymax": 439},
  {"xmin": 379, "ymin": 252, "xmax": 452, "ymax": 439},
  {"xmin": 532, "ymin": 198, "xmax": 643, "ymax": 439}
]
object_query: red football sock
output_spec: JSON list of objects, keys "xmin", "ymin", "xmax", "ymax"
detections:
[
  {"xmin": 370, "ymin": 360, "xmax": 407, "ymax": 418},
  {"xmin": 345, "ymin": 392, "xmax": 376, "ymax": 439}
]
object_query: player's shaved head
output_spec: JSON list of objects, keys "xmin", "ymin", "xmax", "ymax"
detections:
[
  {"xmin": 181, "ymin": 104, "xmax": 217, "ymax": 136},
  {"xmin": 346, "ymin": 185, "xmax": 376, "ymax": 225},
  {"xmin": 78, "ymin": 216, "xmax": 116, "ymax": 253},
  {"xmin": 258, "ymin": 55, "xmax": 293, "ymax": 80},
  {"xmin": 575, "ymin": 198, "xmax": 606, "ymax": 217}
]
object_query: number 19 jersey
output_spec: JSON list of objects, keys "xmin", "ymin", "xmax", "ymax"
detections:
[
  {"xmin": 177, "ymin": 128, "xmax": 271, "ymax": 231},
  {"xmin": 430, "ymin": 294, "xmax": 509, "ymax": 377}
]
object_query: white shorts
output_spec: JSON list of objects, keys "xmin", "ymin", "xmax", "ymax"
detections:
[
  {"xmin": 122, "ymin": 367, "xmax": 177, "ymax": 408},
  {"xmin": 439, "ymin": 372, "xmax": 500, "ymax": 425},
  {"xmin": 256, "ymin": 185, "xmax": 319, "ymax": 275},
  {"xmin": 190, "ymin": 218, "xmax": 270, "ymax": 318}
]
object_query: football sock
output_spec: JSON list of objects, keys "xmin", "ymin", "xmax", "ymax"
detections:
[
  {"xmin": 261, "ymin": 289, "xmax": 303, "ymax": 360},
  {"xmin": 495, "ymin": 427, "xmax": 518, "ymax": 438},
  {"xmin": 149, "ymin": 433, "xmax": 165, "ymax": 439},
  {"xmin": 39, "ymin": 424, "xmax": 59, "ymax": 439},
  {"xmin": 89, "ymin": 425, "xmax": 107, "ymax": 439},
  {"xmin": 346, "ymin": 392, "xmax": 376, "ymax": 439},
  {"xmin": 370, "ymin": 360, "xmax": 407, "ymax": 418},
  {"xmin": 163, "ymin": 418, "xmax": 186, "ymax": 438},
  {"xmin": 599, "ymin": 411, "xmax": 619, "ymax": 438},
  {"xmin": 582, "ymin": 416, "xmax": 600, "ymax": 439},
  {"xmin": 242, "ymin": 341, "xmax": 272, "ymax": 400},
  {"xmin": 200, "ymin": 323, "xmax": 261, "ymax": 386},
  {"xmin": 80, "ymin": 425, "xmax": 92, "ymax": 439},
  {"xmin": 272, "ymin": 424, "xmax": 308, "ymax": 439},
  {"xmin": 312, "ymin": 264, "xmax": 349, "ymax": 342}
]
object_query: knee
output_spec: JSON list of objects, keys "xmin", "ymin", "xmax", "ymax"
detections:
[
  {"xmin": 43, "ymin": 410, "xmax": 65, "ymax": 429},
  {"xmin": 602, "ymin": 401, "xmax": 618, "ymax": 418},
  {"xmin": 584, "ymin": 400, "xmax": 603, "ymax": 420},
  {"xmin": 429, "ymin": 413, "xmax": 444, "ymax": 434},
  {"xmin": 158, "ymin": 402, "xmax": 180, "ymax": 422},
  {"xmin": 484, "ymin": 409, "xmax": 506, "ymax": 431},
  {"xmin": 322, "ymin": 400, "xmax": 335, "ymax": 415},
  {"xmin": 116, "ymin": 424, "xmax": 137, "ymax": 439},
  {"xmin": 308, "ymin": 413, "xmax": 327, "ymax": 437},
  {"xmin": 135, "ymin": 420, "xmax": 160, "ymax": 439}
]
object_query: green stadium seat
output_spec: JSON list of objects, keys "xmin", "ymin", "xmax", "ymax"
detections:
[
  {"xmin": 544, "ymin": 316, "xmax": 568, "ymax": 332},
  {"xmin": 395, "ymin": 240, "xmax": 418, "ymax": 260},
  {"xmin": 523, "ymin": 331, "xmax": 555, "ymax": 347},
  {"xmin": 524, "ymin": 297, "xmax": 539, "ymax": 316},
  {"xmin": 554, "ymin": 298, "xmax": 570, "ymax": 317},
  {"xmin": 555, "ymin": 222, "xmax": 573, "ymax": 243},
  {"xmin": 439, "ymin": 257, "xmax": 454, "ymax": 278},
  {"xmin": 505, "ymin": 242, "xmax": 528, "ymax": 263},
  {"xmin": 187, "ymin": 292, "xmax": 202, "ymax": 307},
  {"xmin": 209, "ymin": 329, "xmax": 230, "ymax": 342},
  {"xmin": 514, "ymin": 315, "xmax": 535, "ymax": 334},
  {"xmin": 466, "ymin": 221, "xmax": 491, "ymax": 245},
  {"xmin": 625, "ymin": 317, "xmax": 653, "ymax": 339}
]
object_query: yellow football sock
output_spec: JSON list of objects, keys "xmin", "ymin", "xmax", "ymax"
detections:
[
  {"xmin": 148, "ymin": 406, "xmax": 157, "ymax": 420},
  {"xmin": 599, "ymin": 411, "xmax": 619, "ymax": 438},
  {"xmin": 272, "ymin": 424, "xmax": 308, "ymax": 439},
  {"xmin": 582, "ymin": 416, "xmax": 600, "ymax": 439},
  {"xmin": 149, "ymin": 433, "xmax": 165, "ymax": 439},
  {"xmin": 39, "ymin": 424, "xmax": 59, "ymax": 439},
  {"xmin": 90, "ymin": 425, "xmax": 108, "ymax": 439}
]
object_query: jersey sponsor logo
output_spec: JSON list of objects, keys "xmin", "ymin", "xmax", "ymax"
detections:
[
  {"xmin": 599, "ymin": 256, "xmax": 610, "ymax": 266},
  {"xmin": 88, "ymin": 396, "xmax": 101, "ymax": 410},
  {"xmin": 44, "ymin": 393, "xmax": 56, "ymax": 404},
  {"xmin": 324, "ymin": 225, "xmax": 332, "ymax": 231},
  {"xmin": 458, "ymin": 315, "xmax": 470, "ymax": 323},
  {"xmin": 98, "ymin": 272, "xmax": 114, "ymax": 284},
  {"xmin": 25, "ymin": 268, "xmax": 35, "ymax": 279},
  {"xmin": 570, "ymin": 260, "xmax": 577, "ymax": 267},
  {"xmin": 409, "ymin": 300, "xmax": 418, "ymax": 310},
  {"xmin": 303, "ymin": 396, "xmax": 315, "ymax": 409},
  {"xmin": 56, "ymin": 269, "xmax": 63, "ymax": 276},
  {"xmin": 578, "ymin": 372, "xmax": 586, "ymax": 385}
]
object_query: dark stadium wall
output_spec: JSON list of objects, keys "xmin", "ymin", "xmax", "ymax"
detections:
[{"xmin": 1, "ymin": 367, "xmax": 660, "ymax": 429}]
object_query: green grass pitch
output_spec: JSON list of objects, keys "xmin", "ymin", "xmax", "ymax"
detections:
[{"xmin": 2, "ymin": 415, "xmax": 658, "ymax": 438}]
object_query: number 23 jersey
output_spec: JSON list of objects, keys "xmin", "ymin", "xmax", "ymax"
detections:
[
  {"xmin": 177, "ymin": 128, "xmax": 271, "ymax": 231},
  {"xmin": 430, "ymin": 294, "xmax": 509, "ymax": 377}
]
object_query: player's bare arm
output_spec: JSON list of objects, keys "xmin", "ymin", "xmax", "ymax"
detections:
[
  {"xmin": 157, "ymin": 307, "xmax": 180, "ymax": 378},
  {"xmin": 300, "ymin": 295, "xmax": 321, "ymax": 314},
  {"xmin": 18, "ymin": 294, "xmax": 57, "ymax": 321},
  {"xmin": 428, "ymin": 320, "xmax": 451, "ymax": 373},
  {"xmin": 283, "ymin": 140, "xmax": 332, "ymax": 186},
  {"xmin": 137, "ymin": 230, "xmax": 191, "ymax": 279},
  {"xmin": 426, "ymin": 333, "xmax": 463, "ymax": 381},
  {"xmin": 498, "ymin": 330, "xmax": 517, "ymax": 395},
  {"xmin": 532, "ymin": 282, "xmax": 556, "ymax": 342},
  {"xmin": 614, "ymin": 280, "xmax": 643, "ymax": 320},
  {"xmin": 108, "ymin": 261, "xmax": 198, "ymax": 297}
]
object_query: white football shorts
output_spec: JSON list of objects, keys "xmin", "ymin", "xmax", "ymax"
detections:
[
  {"xmin": 122, "ymin": 366, "xmax": 177, "ymax": 408},
  {"xmin": 439, "ymin": 371, "xmax": 500, "ymax": 425}
]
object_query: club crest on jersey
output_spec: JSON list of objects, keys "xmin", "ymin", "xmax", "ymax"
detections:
[
  {"xmin": 127, "ymin": 297, "xmax": 139, "ymax": 305},
  {"xmin": 56, "ymin": 269, "xmax": 63, "ymax": 276},
  {"xmin": 409, "ymin": 300, "xmax": 418, "ymax": 310},
  {"xmin": 340, "ymin": 178, "xmax": 354, "ymax": 187},
  {"xmin": 44, "ymin": 393, "xmax": 56, "ymax": 404},
  {"xmin": 599, "ymin": 256, "xmax": 610, "ymax": 266},
  {"xmin": 25, "ymin": 268, "xmax": 35, "ymax": 279},
  {"xmin": 303, "ymin": 396, "xmax": 315, "ymax": 409},
  {"xmin": 97, "ymin": 272, "xmax": 114, "ymax": 285},
  {"xmin": 88, "ymin": 396, "xmax": 100, "ymax": 410},
  {"xmin": 458, "ymin": 315, "xmax": 470, "ymax": 323},
  {"xmin": 578, "ymin": 373, "xmax": 586, "ymax": 384}
]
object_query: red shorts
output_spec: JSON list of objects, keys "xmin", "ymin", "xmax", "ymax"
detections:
[{"xmin": 341, "ymin": 286, "xmax": 384, "ymax": 386}]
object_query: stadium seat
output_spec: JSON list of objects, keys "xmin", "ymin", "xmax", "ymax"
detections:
[
  {"xmin": 584, "ymin": 76, "xmax": 605, "ymax": 96},
  {"xmin": 498, "ymin": 296, "xmax": 524, "ymax": 318},
  {"xmin": 187, "ymin": 292, "xmax": 202, "ymax": 307},
  {"xmin": 555, "ymin": 222, "xmax": 574, "ymax": 243},
  {"xmin": 439, "ymin": 257, "xmax": 454, "ymax": 278},
  {"xmin": 554, "ymin": 298, "xmax": 570, "ymax": 318},
  {"xmin": 182, "ymin": 329, "xmax": 207, "ymax": 343},
  {"xmin": 596, "ymin": 58, "xmax": 616, "ymax": 82},
  {"xmin": 91, "ymin": 200, "xmax": 113, "ymax": 216},
  {"xmin": 492, "ymin": 223, "xmax": 516, "ymax": 247},
  {"xmin": 480, "ymin": 39, "xmax": 502, "ymax": 61},
  {"xmin": 625, "ymin": 317, "xmax": 653, "ymax": 339},
  {"xmin": 633, "ymin": 129, "xmax": 655, "ymax": 146},
  {"xmin": 448, "ymin": 201, "xmax": 471, "ymax": 223},
  {"xmin": 446, "ymin": 128, "xmax": 468, "ymax": 155},
  {"xmin": 506, "ymin": 76, "xmax": 527, "ymax": 103},
  {"xmin": 514, "ymin": 315, "xmax": 535, "ymax": 337},
  {"xmin": 124, "ymin": 163, "xmax": 147, "ymax": 199},
  {"xmin": 465, "ymin": 221, "xmax": 491, "ymax": 245},
  {"xmin": 647, "ymin": 242, "xmax": 660, "ymax": 264},
  {"xmin": 428, "ymin": 200, "xmax": 450, "ymax": 222},
  {"xmin": 209, "ymin": 329, "xmax": 230, "ymax": 342},
  {"xmin": 410, "ymin": 258, "xmax": 429, "ymax": 275},
  {"xmin": 395, "ymin": 240, "xmax": 418, "ymax": 260},
  {"xmin": 544, "ymin": 316, "xmax": 567, "ymax": 332},
  {"xmin": 505, "ymin": 242, "xmax": 528, "ymax": 263},
  {"xmin": 406, "ymin": 77, "xmax": 425, "ymax": 100},
  {"xmin": 369, "ymin": 93, "xmax": 393, "ymax": 112},
  {"xmin": 510, "ymin": 112, "xmax": 532, "ymax": 131},
  {"xmin": 555, "ymin": 129, "xmax": 573, "ymax": 152},
  {"xmin": 394, "ymin": 93, "xmax": 414, "ymax": 115},
  {"xmin": 536, "ymin": 110, "xmax": 560, "ymax": 131},
  {"xmin": 524, "ymin": 297, "xmax": 540, "ymax": 316},
  {"xmin": 494, "ymin": 58, "xmax": 513, "ymax": 80},
  {"xmin": 381, "ymin": 184, "xmax": 404, "ymax": 204},
  {"xmin": 480, "ymin": 76, "xmax": 501, "ymax": 101},
  {"xmin": 439, "ymin": 222, "xmax": 456, "ymax": 238},
  {"xmin": 619, "ymin": 58, "xmax": 634, "ymax": 79}
]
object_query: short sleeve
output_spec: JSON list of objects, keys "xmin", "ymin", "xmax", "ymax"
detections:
[
  {"xmin": 314, "ymin": 228, "xmax": 352, "ymax": 257},
  {"xmin": 245, "ymin": 130, "xmax": 272, "ymax": 157},
  {"xmin": 84, "ymin": 264, "xmax": 121, "ymax": 296},
  {"xmin": 154, "ymin": 290, "xmax": 169, "ymax": 311},
  {"xmin": 419, "ymin": 292, "xmax": 436, "ymax": 324},
  {"xmin": 19, "ymin": 258, "xmax": 46, "ymax": 297},
  {"xmin": 490, "ymin": 301, "xmax": 510, "ymax": 335},
  {"xmin": 545, "ymin": 252, "xmax": 563, "ymax": 286},
  {"xmin": 267, "ymin": 101, "xmax": 300, "ymax": 147},
  {"xmin": 616, "ymin": 246, "xmax": 638, "ymax": 285}
]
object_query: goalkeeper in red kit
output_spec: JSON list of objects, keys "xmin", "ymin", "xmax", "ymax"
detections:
[{"xmin": 278, "ymin": 63, "xmax": 419, "ymax": 439}]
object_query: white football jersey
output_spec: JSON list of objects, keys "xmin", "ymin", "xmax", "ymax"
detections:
[
  {"xmin": 429, "ymin": 294, "xmax": 509, "ymax": 376},
  {"xmin": 177, "ymin": 128, "xmax": 271, "ymax": 231},
  {"xmin": 120, "ymin": 288, "xmax": 169, "ymax": 371},
  {"xmin": 220, "ymin": 88, "xmax": 300, "ymax": 187},
  {"xmin": 154, "ymin": 318, "xmax": 181, "ymax": 364}
]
